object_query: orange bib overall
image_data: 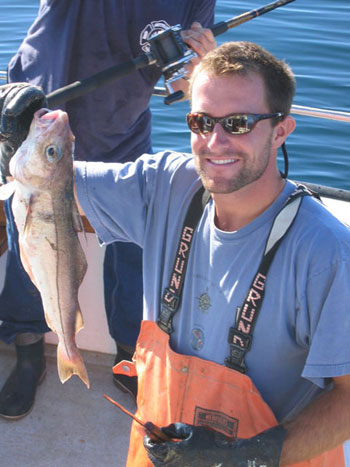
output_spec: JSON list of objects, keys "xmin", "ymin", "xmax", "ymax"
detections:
[{"xmin": 114, "ymin": 321, "xmax": 344, "ymax": 467}]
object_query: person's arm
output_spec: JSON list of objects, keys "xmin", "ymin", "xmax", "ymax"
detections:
[
  {"xmin": 171, "ymin": 22, "xmax": 216, "ymax": 99},
  {"xmin": 281, "ymin": 374, "xmax": 350, "ymax": 464}
]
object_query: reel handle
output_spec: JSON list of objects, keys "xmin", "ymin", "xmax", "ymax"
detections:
[{"xmin": 164, "ymin": 91, "xmax": 185, "ymax": 106}]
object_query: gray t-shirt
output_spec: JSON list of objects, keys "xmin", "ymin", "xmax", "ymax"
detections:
[{"xmin": 75, "ymin": 151, "xmax": 350, "ymax": 422}]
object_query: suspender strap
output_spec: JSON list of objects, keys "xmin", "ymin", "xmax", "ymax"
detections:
[
  {"xmin": 158, "ymin": 183, "xmax": 312, "ymax": 362},
  {"xmin": 225, "ymin": 186, "xmax": 311, "ymax": 373},
  {"xmin": 158, "ymin": 187, "xmax": 211, "ymax": 333}
]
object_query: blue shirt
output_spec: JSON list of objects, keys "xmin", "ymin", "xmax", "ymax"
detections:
[
  {"xmin": 8, "ymin": 0, "xmax": 215, "ymax": 162},
  {"xmin": 75, "ymin": 152, "xmax": 350, "ymax": 422}
]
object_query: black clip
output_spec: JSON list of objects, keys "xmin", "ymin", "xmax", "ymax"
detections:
[
  {"xmin": 225, "ymin": 328, "xmax": 252, "ymax": 373},
  {"xmin": 157, "ymin": 288, "xmax": 181, "ymax": 334},
  {"xmin": 225, "ymin": 347, "xmax": 248, "ymax": 374}
]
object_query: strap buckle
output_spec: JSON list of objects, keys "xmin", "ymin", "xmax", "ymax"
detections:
[
  {"xmin": 225, "ymin": 328, "xmax": 252, "ymax": 373},
  {"xmin": 158, "ymin": 288, "xmax": 181, "ymax": 334}
]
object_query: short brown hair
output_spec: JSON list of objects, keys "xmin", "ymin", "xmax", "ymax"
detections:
[{"xmin": 190, "ymin": 41, "xmax": 296, "ymax": 117}]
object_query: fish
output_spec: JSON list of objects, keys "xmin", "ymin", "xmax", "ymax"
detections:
[{"xmin": 0, "ymin": 108, "xmax": 89, "ymax": 388}]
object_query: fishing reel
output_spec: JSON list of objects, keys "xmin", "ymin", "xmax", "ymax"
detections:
[{"xmin": 147, "ymin": 25, "xmax": 197, "ymax": 105}]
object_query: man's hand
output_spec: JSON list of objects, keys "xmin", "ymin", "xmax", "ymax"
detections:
[
  {"xmin": 0, "ymin": 83, "xmax": 47, "ymax": 181},
  {"xmin": 144, "ymin": 423, "xmax": 286, "ymax": 466},
  {"xmin": 181, "ymin": 22, "xmax": 217, "ymax": 69},
  {"xmin": 169, "ymin": 22, "xmax": 216, "ymax": 99}
]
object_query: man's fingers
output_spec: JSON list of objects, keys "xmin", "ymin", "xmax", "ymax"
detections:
[{"xmin": 181, "ymin": 22, "xmax": 216, "ymax": 60}]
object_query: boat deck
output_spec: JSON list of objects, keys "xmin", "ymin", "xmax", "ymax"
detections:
[{"xmin": 0, "ymin": 340, "xmax": 133, "ymax": 467}]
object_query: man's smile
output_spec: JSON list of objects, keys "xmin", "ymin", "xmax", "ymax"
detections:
[{"xmin": 208, "ymin": 158, "xmax": 239, "ymax": 165}]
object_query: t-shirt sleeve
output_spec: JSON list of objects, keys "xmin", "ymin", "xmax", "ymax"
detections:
[
  {"xmin": 299, "ymin": 235, "xmax": 350, "ymax": 388},
  {"xmin": 74, "ymin": 151, "xmax": 187, "ymax": 248}
]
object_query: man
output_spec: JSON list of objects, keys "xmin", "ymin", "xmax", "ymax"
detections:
[
  {"xmin": 0, "ymin": 0, "xmax": 216, "ymax": 418},
  {"xmin": 2, "ymin": 42, "xmax": 350, "ymax": 465},
  {"xmin": 75, "ymin": 41, "xmax": 350, "ymax": 466}
]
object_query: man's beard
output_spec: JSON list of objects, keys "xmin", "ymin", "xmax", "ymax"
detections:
[{"xmin": 194, "ymin": 137, "xmax": 273, "ymax": 194}]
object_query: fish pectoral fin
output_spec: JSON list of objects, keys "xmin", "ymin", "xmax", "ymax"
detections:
[
  {"xmin": 57, "ymin": 344, "xmax": 90, "ymax": 389},
  {"xmin": 75, "ymin": 308, "xmax": 84, "ymax": 334},
  {"xmin": 0, "ymin": 181, "xmax": 16, "ymax": 200},
  {"xmin": 23, "ymin": 194, "xmax": 34, "ymax": 236}
]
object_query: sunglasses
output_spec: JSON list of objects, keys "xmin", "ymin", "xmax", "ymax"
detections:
[{"xmin": 186, "ymin": 112, "xmax": 284, "ymax": 135}]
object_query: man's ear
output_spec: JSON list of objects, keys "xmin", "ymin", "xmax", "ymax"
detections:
[{"xmin": 272, "ymin": 115, "xmax": 296, "ymax": 149}]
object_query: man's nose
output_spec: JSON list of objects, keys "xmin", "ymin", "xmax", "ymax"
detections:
[{"xmin": 206, "ymin": 122, "xmax": 232, "ymax": 150}]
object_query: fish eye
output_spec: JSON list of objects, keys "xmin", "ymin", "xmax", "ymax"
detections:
[{"xmin": 45, "ymin": 144, "xmax": 62, "ymax": 162}]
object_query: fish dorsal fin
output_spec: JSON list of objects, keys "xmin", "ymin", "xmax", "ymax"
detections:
[{"xmin": 0, "ymin": 181, "xmax": 16, "ymax": 200}]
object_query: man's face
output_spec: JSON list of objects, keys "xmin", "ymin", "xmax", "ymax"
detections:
[{"xmin": 190, "ymin": 72, "xmax": 278, "ymax": 194}]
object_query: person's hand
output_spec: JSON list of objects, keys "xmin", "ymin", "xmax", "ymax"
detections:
[
  {"xmin": 181, "ymin": 22, "xmax": 216, "ymax": 72},
  {"xmin": 0, "ymin": 83, "xmax": 47, "ymax": 181},
  {"xmin": 167, "ymin": 22, "xmax": 216, "ymax": 100},
  {"xmin": 144, "ymin": 422, "xmax": 286, "ymax": 466}
]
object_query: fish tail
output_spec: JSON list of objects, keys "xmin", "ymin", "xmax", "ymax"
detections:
[{"xmin": 57, "ymin": 344, "xmax": 90, "ymax": 389}]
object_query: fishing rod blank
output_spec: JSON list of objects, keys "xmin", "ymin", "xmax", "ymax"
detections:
[
  {"xmin": 211, "ymin": 0, "xmax": 295, "ymax": 36},
  {"xmin": 47, "ymin": 54, "xmax": 153, "ymax": 108}
]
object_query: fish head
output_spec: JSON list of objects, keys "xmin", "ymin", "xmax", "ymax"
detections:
[{"xmin": 9, "ymin": 108, "xmax": 75, "ymax": 190}]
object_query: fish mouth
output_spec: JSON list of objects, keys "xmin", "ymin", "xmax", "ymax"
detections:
[
  {"xmin": 35, "ymin": 108, "xmax": 50, "ymax": 118},
  {"xmin": 34, "ymin": 108, "xmax": 68, "ymax": 123},
  {"xmin": 33, "ymin": 108, "xmax": 72, "ymax": 140}
]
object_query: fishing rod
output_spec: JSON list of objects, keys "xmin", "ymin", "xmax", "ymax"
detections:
[
  {"xmin": 45, "ymin": 0, "xmax": 295, "ymax": 108},
  {"xmin": 211, "ymin": 0, "xmax": 295, "ymax": 36}
]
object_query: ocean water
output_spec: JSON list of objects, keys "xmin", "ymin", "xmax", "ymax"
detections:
[{"xmin": 0, "ymin": 0, "xmax": 349, "ymax": 189}]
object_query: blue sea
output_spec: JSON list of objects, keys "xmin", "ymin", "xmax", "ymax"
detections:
[{"xmin": 0, "ymin": 0, "xmax": 349, "ymax": 190}]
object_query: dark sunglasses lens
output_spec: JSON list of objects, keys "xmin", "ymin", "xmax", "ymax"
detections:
[
  {"xmin": 188, "ymin": 114, "xmax": 213, "ymax": 134},
  {"xmin": 201, "ymin": 115, "xmax": 215, "ymax": 133},
  {"xmin": 224, "ymin": 115, "xmax": 249, "ymax": 134},
  {"xmin": 187, "ymin": 114, "xmax": 201, "ymax": 134}
]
